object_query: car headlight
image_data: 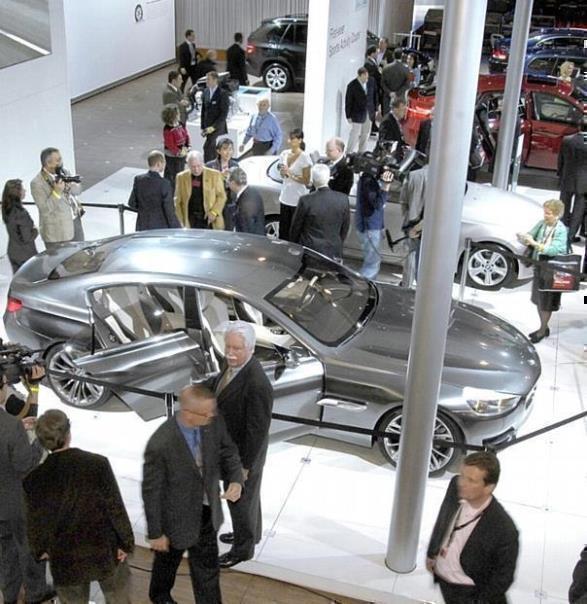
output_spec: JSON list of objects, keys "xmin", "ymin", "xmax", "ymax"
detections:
[{"xmin": 463, "ymin": 387, "xmax": 521, "ymax": 416}]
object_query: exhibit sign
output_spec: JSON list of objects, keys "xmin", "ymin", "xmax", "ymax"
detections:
[{"xmin": 302, "ymin": 0, "xmax": 369, "ymax": 154}]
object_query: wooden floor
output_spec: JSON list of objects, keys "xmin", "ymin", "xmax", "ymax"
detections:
[{"xmin": 0, "ymin": 546, "xmax": 368, "ymax": 604}]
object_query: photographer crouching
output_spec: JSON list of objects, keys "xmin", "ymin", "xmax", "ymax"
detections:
[
  {"xmin": 0, "ymin": 356, "xmax": 56, "ymax": 603},
  {"xmin": 30, "ymin": 147, "xmax": 85, "ymax": 251}
]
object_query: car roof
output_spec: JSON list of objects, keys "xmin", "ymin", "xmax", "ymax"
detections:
[
  {"xmin": 478, "ymin": 73, "xmax": 582, "ymax": 101},
  {"xmin": 91, "ymin": 230, "xmax": 304, "ymax": 297},
  {"xmin": 262, "ymin": 14, "xmax": 308, "ymax": 24},
  {"xmin": 529, "ymin": 27, "xmax": 587, "ymax": 37}
]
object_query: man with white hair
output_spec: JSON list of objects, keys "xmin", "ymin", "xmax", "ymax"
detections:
[
  {"xmin": 324, "ymin": 137, "xmax": 354, "ymax": 195},
  {"xmin": 227, "ymin": 167, "xmax": 265, "ymax": 235},
  {"xmin": 212, "ymin": 321, "xmax": 273, "ymax": 568},
  {"xmin": 289, "ymin": 163, "xmax": 350, "ymax": 261},
  {"xmin": 174, "ymin": 150, "xmax": 226, "ymax": 229},
  {"xmin": 240, "ymin": 98, "xmax": 282, "ymax": 156}
]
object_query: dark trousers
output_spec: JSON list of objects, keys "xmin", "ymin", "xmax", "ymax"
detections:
[
  {"xmin": 164, "ymin": 155, "xmax": 186, "ymax": 195},
  {"xmin": 279, "ymin": 203, "xmax": 296, "ymax": 241},
  {"xmin": 251, "ymin": 140, "xmax": 273, "ymax": 156},
  {"xmin": 181, "ymin": 66, "xmax": 199, "ymax": 93},
  {"xmin": 562, "ymin": 190, "xmax": 586, "ymax": 244},
  {"xmin": 56, "ymin": 561, "xmax": 130, "ymax": 604},
  {"xmin": 225, "ymin": 447, "xmax": 267, "ymax": 559},
  {"xmin": 203, "ymin": 129, "xmax": 226, "ymax": 163},
  {"xmin": 149, "ymin": 506, "xmax": 221, "ymax": 604},
  {"xmin": 437, "ymin": 577, "xmax": 478, "ymax": 604},
  {"xmin": 0, "ymin": 515, "xmax": 50, "ymax": 603}
]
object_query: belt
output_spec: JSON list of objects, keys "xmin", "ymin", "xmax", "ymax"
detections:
[{"xmin": 253, "ymin": 139, "xmax": 272, "ymax": 144}]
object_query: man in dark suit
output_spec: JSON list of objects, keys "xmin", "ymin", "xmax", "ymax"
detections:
[
  {"xmin": 178, "ymin": 29, "xmax": 199, "ymax": 92},
  {"xmin": 201, "ymin": 71, "xmax": 230, "ymax": 163},
  {"xmin": 558, "ymin": 131, "xmax": 586, "ymax": 246},
  {"xmin": 290, "ymin": 164, "xmax": 350, "ymax": 260},
  {"xmin": 226, "ymin": 32, "xmax": 248, "ymax": 86},
  {"xmin": 378, "ymin": 97, "xmax": 407, "ymax": 159},
  {"xmin": 381, "ymin": 47, "xmax": 410, "ymax": 115},
  {"xmin": 427, "ymin": 452, "xmax": 519, "ymax": 604},
  {"xmin": 162, "ymin": 69, "xmax": 190, "ymax": 124},
  {"xmin": 227, "ymin": 167, "xmax": 265, "ymax": 235},
  {"xmin": 365, "ymin": 45, "xmax": 382, "ymax": 135},
  {"xmin": 212, "ymin": 322, "xmax": 273, "ymax": 569},
  {"xmin": 24, "ymin": 409, "xmax": 134, "ymax": 603},
  {"xmin": 128, "ymin": 150, "xmax": 181, "ymax": 231},
  {"xmin": 345, "ymin": 67, "xmax": 377, "ymax": 153},
  {"xmin": 324, "ymin": 137, "xmax": 354, "ymax": 195},
  {"xmin": 143, "ymin": 384, "xmax": 243, "ymax": 603},
  {"xmin": 0, "ymin": 368, "xmax": 55, "ymax": 604}
]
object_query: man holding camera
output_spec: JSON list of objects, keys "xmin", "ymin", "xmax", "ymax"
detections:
[
  {"xmin": 0, "ymin": 363, "xmax": 56, "ymax": 604},
  {"xmin": 31, "ymin": 147, "xmax": 84, "ymax": 251}
]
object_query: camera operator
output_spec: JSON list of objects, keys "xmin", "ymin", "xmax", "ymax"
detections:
[
  {"xmin": 30, "ymin": 147, "xmax": 85, "ymax": 251},
  {"xmin": 3, "ymin": 363, "xmax": 45, "ymax": 422},
  {"xmin": 0, "ymin": 364, "xmax": 56, "ymax": 604}
]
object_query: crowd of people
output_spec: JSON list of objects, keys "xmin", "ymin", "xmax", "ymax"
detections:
[{"xmin": 0, "ymin": 27, "xmax": 585, "ymax": 604}]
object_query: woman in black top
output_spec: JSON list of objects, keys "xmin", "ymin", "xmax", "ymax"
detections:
[{"xmin": 2, "ymin": 179, "xmax": 38, "ymax": 273}]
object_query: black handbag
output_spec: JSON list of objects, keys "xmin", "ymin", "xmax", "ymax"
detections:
[{"xmin": 537, "ymin": 253, "xmax": 582, "ymax": 292}]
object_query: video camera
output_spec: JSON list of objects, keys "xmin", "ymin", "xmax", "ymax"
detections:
[
  {"xmin": 345, "ymin": 142, "xmax": 423, "ymax": 182},
  {"xmin": 55, "ymin": 166, "xmax": 82, "ymax": 185},
  {"xmin": 0, "ymin": 339, "xmax": 45, "ymax": 385}
]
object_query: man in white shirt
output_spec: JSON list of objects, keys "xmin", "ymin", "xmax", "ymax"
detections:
[{"xmin": 426, "ymin": 452, "xmax": 519, "ymax": 603}]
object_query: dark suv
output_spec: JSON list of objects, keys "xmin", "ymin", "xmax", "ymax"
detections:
[{"xmin": 246, "ymin": 15, "xmax": 380, "ymax": 92}]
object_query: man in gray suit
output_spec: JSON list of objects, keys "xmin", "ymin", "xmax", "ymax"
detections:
[
  {"xmin": 30, "ymin": 147, "xmax": 84, "ymax": 251},
  {"xmin": 162, "ymin": 70, "xmax": 190, "ymax": 125},
  {"xmin": 381, "ymin": 48, "xmax": 410, "ymax": 115},
  {"xmin": 142, "ymin": 384, "xmax": 243, "ymax": 604},
  {"xmin": 0, "ymin": 366, "xmax": 55, "ymax": 604}
]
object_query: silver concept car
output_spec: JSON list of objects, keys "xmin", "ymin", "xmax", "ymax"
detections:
[
  {"xmin": 240, "ymin": 155, "xmax": 541, "ymax": 290},
  {"xmin": 4, "ymin": 231, "xmax": 540, "ymax": 473}
]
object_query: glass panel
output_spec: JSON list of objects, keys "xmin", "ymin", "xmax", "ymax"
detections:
[
  {"xmin": 48, "ymin": 239, "xmax": 127, "ymax": 280},
  {"xmin": 533, "ymin": 92, "xmax": 581, "ymax": 124}
]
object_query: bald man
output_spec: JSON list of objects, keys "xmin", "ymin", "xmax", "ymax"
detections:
[{"xmin": 142, "ymin": 384, "xmax": 243, "ymax": 604}]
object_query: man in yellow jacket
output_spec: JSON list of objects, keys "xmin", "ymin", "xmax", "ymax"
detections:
[{"xmin": 175, "ymin": 150, "xmax": 226, "ymax": 229}]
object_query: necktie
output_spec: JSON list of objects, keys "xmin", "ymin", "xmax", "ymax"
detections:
[
  {"xmin": 217, "ymin": 368, "xmax": 234, "ymax": 394},
  {"xmin": 192, "ymin": 428, "xmax": 200, "ymax": 457}
]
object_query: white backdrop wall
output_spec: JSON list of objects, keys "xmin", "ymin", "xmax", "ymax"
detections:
[
  {"xmin": 63, "ymin": 0, "xmax": 176, "ymax": 99},
  {"xmin": 175, "ymin": 0, "xmax": 381, "ymax": 48},
  {"xmin": 0, "ymin": 0, "xmax": 75, "ymax": 256}
]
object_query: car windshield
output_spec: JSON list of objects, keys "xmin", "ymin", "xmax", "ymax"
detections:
[
  {"xmin": 48, "ymin": 239, "xmax": 126, "ymax": 279},
  {"xmin": 266, "ymin": 252, "xmax": 376, "ymax": 345}
]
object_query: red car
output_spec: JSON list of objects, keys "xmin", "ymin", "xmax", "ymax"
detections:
[{"xmin": 404, "ymin": 74, "xmax": 585, "ymax": 170}]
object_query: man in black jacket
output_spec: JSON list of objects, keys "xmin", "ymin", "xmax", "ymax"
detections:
[
  {"xmin": 365, "ymin": 45, "xmax": 382, "ymax": 135},
  {"xmin": 212, "ymin": 322, "xmax": 273, "ymax": 569},
  {"xmin": 427, "ymin": 452, "xmax": 519, "ymax": 604},
  {"xmin": 345, "ymin": 67, "xmax": 377, "ymax": 153},
  {"xmin": 143, "ymin": 384, "xmax": 243, "ymax": 603},
  {"xmin": 226, "ymin": 33, "xmax": 248, "ymax": 86},
  {"xmin": 24, "ymin": 409, "xmax": 134, "ymax": 603},
  {"xmin": 558, "ymin": 131, "xmax": 586, "ymax": 246},
  {"xmin": 128, "ymin": 150, "xmax": 181, "ymax": 231},
  {"xmin": 201, "ymin": 71, "xmax": 230, "ymax": 162},
  {"xmin": 227, "ymin": 167, "xmax": 265, "ymax": 235},
  {"xmin": 378, "ymin": 97, "xmax": 407, "ymax": 159},
  {"xmin": 290, "ymin": 164, "xmax": 350, "ymax": 260},
  {"xmin": 178, "ymin": 29, "xmax": 199, "ymax": 92},
  {"xmin": 324, "ymin": 137, "xmax": 354, "ymax": 195}
]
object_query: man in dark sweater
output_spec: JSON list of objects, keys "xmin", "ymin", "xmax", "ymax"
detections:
[
  {"xmin": 226, "ymin": 32, "xmax": 248, "ymax": 85},
  {"xmin": 23, "ymin": 409, "xmax": 134, "ymax": 603}
]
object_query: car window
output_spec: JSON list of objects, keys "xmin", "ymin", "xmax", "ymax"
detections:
[
  {"xmin": 253, "ymin": 23, "xmax": 286, "ymax": 43},
  {"xmin": 295, "ymin": 24, "xmax": 308, "ymax": 45},
  {"xmin": 48, "ymin": 239, "xmax": 127, "ymax": 280},
  {"xmin": 532, "ymin": 91, "xmax": 582, "ymax": 124},
  {"xmin": 280, "ymin": 24, "xmax": 295, "ymax": 44},
  {"xmin": 528, "ymin": 56, "xmax": 557, "ymax": 75},
  {"xmin": 266, "ymin": 252, "xmax": 376, "ymax": 346},
  {"xmin": 539, "ymin": 36, "xmax": 584, "ymax": 49},
  {"xmin": 91, "ymin": 284, "xmax": 185, "ymax": 345}
]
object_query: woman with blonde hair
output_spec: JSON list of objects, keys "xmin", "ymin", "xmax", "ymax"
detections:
[
  {"xmin": 558, "ymin": 60, "xmax": 575, "ymax": 83},
  {"xmin": 517, "ymin": 199, "xmax": 568, "ymax": 343}
]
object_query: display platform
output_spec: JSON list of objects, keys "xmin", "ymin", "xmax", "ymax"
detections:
[{"xmin": 1, "ymin": 174, "xmax": 585, "ymax": 603}]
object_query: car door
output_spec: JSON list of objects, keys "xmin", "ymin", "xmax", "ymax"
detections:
[
  {"xmin": 73, "ymin": 283, "xmax": 210, "ymax": 421},
  {"xmin": 293, "ymin": 22, "xmax": 308, "ymax": 82},
  {"xmin": 276, "ymin": 24, "xmax": 297, "ymax": 78},
  {"xmin": 525, "ymin": 91, "xmax": 582, "ymax": 169},
  {"xmin": 195, "ymin": 288, "xmax": 325, "ymax": 438}
]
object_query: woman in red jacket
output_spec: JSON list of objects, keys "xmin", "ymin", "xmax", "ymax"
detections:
[{"xmin": 162, "ymin": 104, "xmax": 190, "ymax": 193}]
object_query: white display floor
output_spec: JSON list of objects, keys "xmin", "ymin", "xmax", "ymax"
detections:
[{"xmin": 1, "ymin": 173, "xmax": 585, "ymax": 603}]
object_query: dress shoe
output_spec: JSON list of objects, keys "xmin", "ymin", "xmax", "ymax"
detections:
[
  {"xmin": 218, "ymin": 551, "xmax": 251, "ymax": 568},
  {"xmin": 219, "ymin": 531, "xmax": 234, "ymax": 544},
  {"xmin": 529, "ymin": 328, "xmax": 550, "ymax": 343},
  {"xmin": 28, "ymin": 589, "xmax": 57, "ymax": 603}
]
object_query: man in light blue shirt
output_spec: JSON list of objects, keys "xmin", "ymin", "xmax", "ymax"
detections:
[{"xmin": 240, "ymin": 98, "xmax": 282, "ymax": 157}]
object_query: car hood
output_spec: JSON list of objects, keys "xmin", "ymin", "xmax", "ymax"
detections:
[{"xmin": 342, "ymin": 283, "xmax": 540, "ymax": 396}]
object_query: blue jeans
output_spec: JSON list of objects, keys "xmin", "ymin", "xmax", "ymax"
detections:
[{"xmin": 357, "ymin": 229, "xmax": 382, "ymax": 280}]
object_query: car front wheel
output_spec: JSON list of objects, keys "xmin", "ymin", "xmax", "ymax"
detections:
[
  {"xmin": 262, "ymin": 64, "xmax": 291, "ymax": 92},
  {"xmin": 377, "ymin": 408, "xmax": 463, "ymax": 476},
  {"xmin": 465, "ymin": 244, "xmax": 515, "ymax": 290},
  {"xmin": 45, "ymin": 343, "xmax": 111, "ymax": 409}
]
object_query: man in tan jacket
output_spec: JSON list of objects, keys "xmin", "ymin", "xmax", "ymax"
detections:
[{"xmin": 175, "ymin": 150, "xmax": 226, "ymax": 229}]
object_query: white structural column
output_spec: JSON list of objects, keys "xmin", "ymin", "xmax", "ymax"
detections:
[
  {"xmin": 385, "ymin": 0, "xmax": 488, "ymax": 573},
  {"xmin": 302, "ymin": 0, "xmax": 369, "ymax": 154},
  {"xmin": 377, "ymin": 0, "xmax": 415, "ymax": 41},
  {"xmin": 492, "ymin": 0, "xmax": 534, "ymax": 189}
]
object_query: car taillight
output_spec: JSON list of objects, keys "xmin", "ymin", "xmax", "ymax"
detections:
[
  {"xmin": 246, "ymin": 43, "xmax": 255, "ymax": 54},
  {"xmin": 6, "ymin": 297, "xmax": 23, "ymax": 313},
  {"xmin": 492, "ymin": 48, "xmax": 507, "ymax": 60}
]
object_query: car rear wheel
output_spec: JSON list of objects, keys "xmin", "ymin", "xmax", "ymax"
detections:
[
  {"xmin": 262, "ymin": 63, "xmax": 291, "ymax": 92},
  {"xmin": 377, "ymin": 408, "xmax": 463, "ymax": 476},
  {"xmin": 465, "ymin": 244, "xmax": 515, "ymax": 290},
  {"xmin": 45, "ymin": 343, "xmax": 111, "ymax": 409},
  {"xmin": 264, "ymin": 214, "xmax": 280, "ymax": 239}
]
